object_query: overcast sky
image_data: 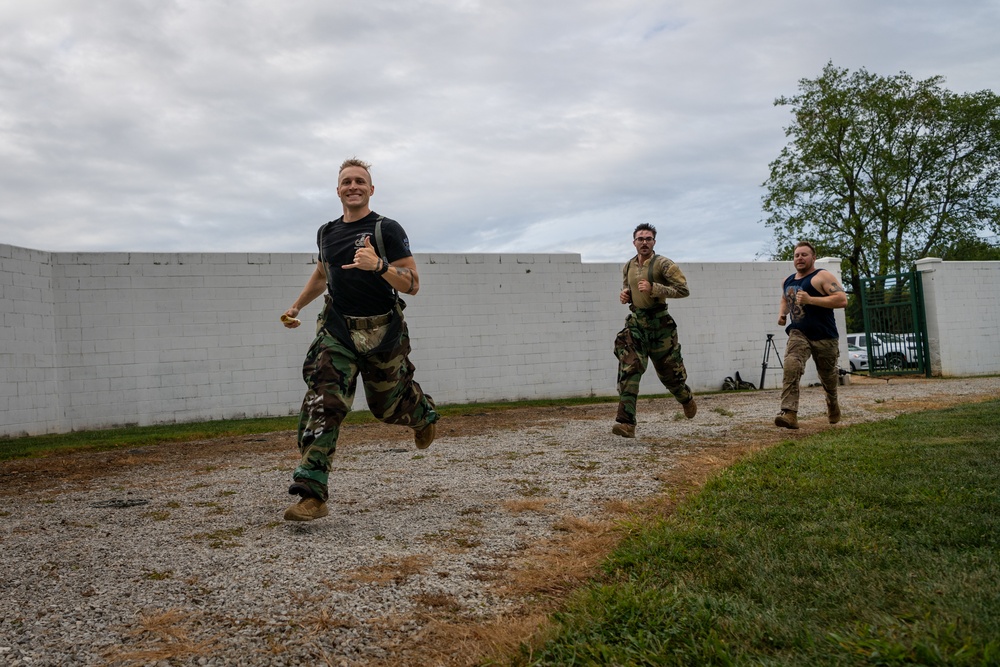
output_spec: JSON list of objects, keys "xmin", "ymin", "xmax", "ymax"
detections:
[{"xmin": 2, "ymin": 1, "xmax": 997, "ymax": 263}]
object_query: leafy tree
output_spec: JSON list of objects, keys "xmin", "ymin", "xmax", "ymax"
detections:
[
  {"xmin": 762, "ymin": 63, "xmax": 1000, "ymax": 307},
  {"xmin": 928, "ymin": 235, "xmax": 1000, "ymax": 261}
]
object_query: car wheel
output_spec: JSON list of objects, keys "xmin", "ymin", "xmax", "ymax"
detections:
[
  {"xmin": 885, "ymin": 353, "xmax": 905, "ymax": 371},
  {"xmin": 850, "ymin": 362, "xmax": 857, "ymax": 372}
]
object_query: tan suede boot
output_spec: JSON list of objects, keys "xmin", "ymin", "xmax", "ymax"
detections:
[
  {"xmin": 612, "ymin": 422, "xmax": 636, "ymax": 438},
  {"xmin": 827, "ymin": 400, "xmax": 841, "ymax": 424},
  {"xmin": 774, "ymin": 410, "xmax": 799, "ymax": 429},
  {"xmin": 284, "ymin": 497, "xmax": 329, "ymax": 521},
  {"xmin": 414, "ymin": 422, "xmax": 436, "ymax": 449}
]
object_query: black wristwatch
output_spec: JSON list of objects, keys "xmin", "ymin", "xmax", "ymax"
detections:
[{"xmin": 376, "ymin": 257, "xmax": 390, "ymax": 275}]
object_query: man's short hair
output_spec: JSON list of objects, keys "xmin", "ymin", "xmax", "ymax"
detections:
[
  {"xmin": 794, "ymin": 241, "xmax": 817, "ymax": 255},
  {"xmin": 633, "ymin": 223, "xmax": 656, "ymax": 238},
  {"xmin": 339, "ymin": 158, "xmax": 372, "ymax": 179}
]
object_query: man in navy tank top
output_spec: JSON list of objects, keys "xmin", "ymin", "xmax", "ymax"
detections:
[{"xmin": 775, "ymin": 241, "xmax": 848, "ymax": 429}]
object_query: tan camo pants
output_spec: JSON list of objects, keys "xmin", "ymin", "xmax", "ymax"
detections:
[{"xmin": 780, "ymin": 329, "xmax": 840, "ymax": 413}]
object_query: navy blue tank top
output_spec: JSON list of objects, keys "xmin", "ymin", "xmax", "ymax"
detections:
[{"xmin": 783, "ymin": 269, "xmax": 838, "ymax": 341}]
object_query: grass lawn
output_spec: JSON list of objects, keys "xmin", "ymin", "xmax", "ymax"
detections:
[{"xmin": 515, "ymin": 399, "xmax": 1000, "ymax": 666}]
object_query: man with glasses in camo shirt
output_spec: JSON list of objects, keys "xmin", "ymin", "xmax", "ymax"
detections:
[{"xmin": 612, "ymin": 223, "xmax": 697, "ymax": 438}]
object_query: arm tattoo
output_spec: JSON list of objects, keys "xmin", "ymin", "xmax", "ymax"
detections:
[
  {"xmin": 828, "ymin": 282, "xmax": 844, "ymax": 294},
  {"xmin": 397, "ymin": 267, "xmax": 417, "ymax": 295}
]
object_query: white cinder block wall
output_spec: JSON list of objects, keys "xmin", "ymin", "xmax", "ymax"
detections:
[
  {"xmin": 9, "ymin": 244, "xmax": 997, "ymax": 438},
  {"xmin": 40, "ymin": 250, "xmax": 318, "ymax": 436},
  {"xmin": 916, "ymin": 258, "xmax": 1000, "ymax": 376},
  {"xmin": 1, "ymin": 246, "xmax": 61, "ymax": 434}
]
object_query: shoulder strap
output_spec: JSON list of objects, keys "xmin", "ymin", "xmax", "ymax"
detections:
[
  {"xmin": 318, "ymin": 220, "xmax": 336, "ymax": 294},
  {"xmin": 373, "ymin": 215, "xmax": 399, "ymax": 305},
  {"xmin": 374, "ymin": 215, "xmax": 386, "ymax": 257}
]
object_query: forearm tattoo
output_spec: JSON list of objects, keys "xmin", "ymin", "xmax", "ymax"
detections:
[{"xmin": 397, "ymin": 267, "xmax": 417, "ymax": 295}]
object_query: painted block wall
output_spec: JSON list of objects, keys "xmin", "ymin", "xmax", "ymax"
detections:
[
  {"xmin": 21, "ymin": 249, "xmax": 320, "ymax": 436},
  {"xmin": 0, "ymin": 245, "xmax": 61, "ymax": 434},
  {"xmin": 3, "ymin": 244, "xmax": 852, "ymax": 438},
  {"xmin": 916, "ymin": 258, "xmax": 1000, "ymax": 376}
]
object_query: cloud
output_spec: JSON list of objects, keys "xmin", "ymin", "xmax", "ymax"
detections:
[{"xmin": 1, "ymin": 0, "xmax": 997, "ymax": 262}]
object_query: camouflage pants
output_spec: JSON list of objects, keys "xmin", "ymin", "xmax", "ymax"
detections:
[
  {"xmin": 294, "ymin": 317, "xmax": 438, "ymax": 500},
  {"xmin": 613, "ymin": 308, "xmax": 692, "ymax": 426},
  {"xmin": 780, "ymin": 329, "xmax": 839, "ymax": 413}
]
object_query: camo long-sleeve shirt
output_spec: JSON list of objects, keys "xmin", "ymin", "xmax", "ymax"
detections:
[{"xmin": 622, "ymin": 254, "xmax": 690, "ymax": 309}]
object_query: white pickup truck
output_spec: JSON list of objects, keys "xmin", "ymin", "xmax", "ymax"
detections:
[{"xmin": 845, "ymin": 332, "xmax": 919, "ymax": 370}]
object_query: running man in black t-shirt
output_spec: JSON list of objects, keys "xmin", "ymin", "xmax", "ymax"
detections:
[
  {"xmin": 279, "ymin": 159, "xmax": 439, "ymax": 521},
  {"xmin": 775, "ymin": 241, "xmax": 848, "ymax": 429}
]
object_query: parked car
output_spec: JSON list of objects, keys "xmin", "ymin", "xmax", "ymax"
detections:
[
  {"xmin": 845, "ymin": 332, "xmax": 884, "ymax": 353},
  {"xmin": 871, "ymin": 332, "xmax": 920, "ymax": 369},
  {"xmin": 847, "ymin": 344, "xmax": 868, "ymax": 372},
  {"xmin": 845, "ymin": 332, "xmax": 916, "ymax": 371}
]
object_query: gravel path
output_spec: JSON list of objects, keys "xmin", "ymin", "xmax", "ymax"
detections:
[{"xmin": 2, "ymin": 376, "xmax": 998, "ymax": 666}]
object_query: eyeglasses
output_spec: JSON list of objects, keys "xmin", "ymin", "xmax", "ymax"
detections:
[{"xmin": 634, "ymin": 237, "xmax": 654, "ymax": 243}]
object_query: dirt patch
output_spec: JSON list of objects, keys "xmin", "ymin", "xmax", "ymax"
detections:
[{"xmin": 0, "ymin": 405, "xmax": 604, "ymax": 497}]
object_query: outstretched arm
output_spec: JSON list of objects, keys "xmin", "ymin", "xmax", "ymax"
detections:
[
  {"xmin": 647, "ymin": 259, "xmax": 690, "ymax": 299},
  {"xmin": 282, "ymin": 263, "xmax": 327, "ymax": 328},
  {"xmin": 795, "ymin": 271, "xmax": 848, "ymax": 309},
  {"xmin": 342, "ymin": 236, "xmax": 421, "ymax": 295},
  {"xmin": 384, "ymin": 256, "xmax": 420, "ymax": 296}
]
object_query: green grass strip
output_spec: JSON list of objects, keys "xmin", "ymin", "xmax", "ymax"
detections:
[
  {"xmin": 518, "ymin": 399, "xmax": 1000, "ymax": 666},
  {"xmin": 0, "ymin": 395, "xmax": 621, "ymax": 461},
  {"xmin": 0, "ymin": 416, "xmax": 298, "ymax": 461}
]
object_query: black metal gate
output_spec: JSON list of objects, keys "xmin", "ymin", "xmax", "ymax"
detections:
[{"xmin": 859, "ymin": 270, "xmax": 930, "ymax": 376}]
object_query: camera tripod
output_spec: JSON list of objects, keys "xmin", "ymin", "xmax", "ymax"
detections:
[{"xmin": 759, "ymin": 333, "xmax": 783, "ymax": 390}]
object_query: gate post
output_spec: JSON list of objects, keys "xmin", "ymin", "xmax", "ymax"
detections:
[{"xmin": 915, "ymin": 258, "xmax": 943, "ymax": 376}]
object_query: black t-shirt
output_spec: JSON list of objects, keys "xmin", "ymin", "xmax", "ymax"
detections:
[{"xmin": 317, "ymin": 211, "xmax": 412, "ymax": 316}]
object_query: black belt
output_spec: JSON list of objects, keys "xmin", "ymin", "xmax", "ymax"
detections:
[
  {"xmin": 630, "ymin": 304, "xmax": 666, "ymax": 314},
  {"xmin": 343, "ymin": 311, "xmax": 392, "ymax": 330}
]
